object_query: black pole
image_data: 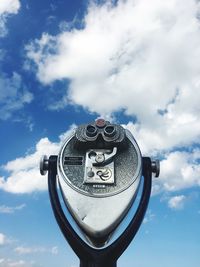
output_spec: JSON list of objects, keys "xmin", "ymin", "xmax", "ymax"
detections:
[
  {"xmin": 80, "ymin": 259, "xmax": 116, "ymax": 267},
  {"xmin": 48, "ymin": 156, "xmax": 152, "ymax": 267}
]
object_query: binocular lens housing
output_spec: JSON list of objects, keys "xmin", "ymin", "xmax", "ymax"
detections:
[
  {"xmin": 104, "ymin": 125, "xmax": 116, "ymax": 137},
  {"xmin": 86, "ymin": 124, "xmax": 116, "ymax": 138},
  {"xmin": 75, "ymin": 120, "xmax": 126, "ymax": 149},
  {"xmin": 86, "ymin": 125, "xmax": 97, "ymax": 137}
]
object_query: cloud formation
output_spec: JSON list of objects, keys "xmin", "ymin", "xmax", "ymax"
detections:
[
  {"xmin": 25, "ymin": 0, "xmax": 200, "ymax": 197},
  {"xmin": 1, "ymin": 0, "xmax": 200, "ymax": 196},
  {"xmin": 0, "ymin": 0, "xmax": 33, "ymax": 120},
  {"xmin": 143, "ymin": 209, "xmax": 155, "ymax": 224},
  {"xmin": 0, "ymin": 126, "xmax": 75, "ymax": 193},
  {"xmin": 0, "ymin": 138, "xmax": 59, "ymax": 193},
  {"xmin": 0, "ymin": 0, "xmax": 21, "ymax": 37},
  {"xmin": 0, "ymin": 73, "xmax": 33, "ymax": 120},
  {"xmin": 0, "ymin": 204, "xmax": 26, "ymax": 214},
  {"xmin": 0, "ymin": 2, "xmax": 33, "ymax": 122},
  {"xmin": 160, "ymin": 149, "xmax": 200, "ymax": 191},
  {"xmin": 0, "ymin": 233, "xmax": 6, "ymax": 245},
  {"xmin": 14, "ymin": 245, "xmax": 58, "ymax": 255},
  {"xmin": 26, "ymin": 0, "xmax": 200, "ymax": 150},
  {"xmin": 168, "ymin": 195, "xmax": 186, "ymax": 210},
  {"xmin": 0, "ymin": 258, "xmax": 31, "ymax": 267}
]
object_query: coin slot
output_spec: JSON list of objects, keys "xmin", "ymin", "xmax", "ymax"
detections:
[{"xmin": 64, "ymin": 156, "xmax": 83, "ymax": 166}]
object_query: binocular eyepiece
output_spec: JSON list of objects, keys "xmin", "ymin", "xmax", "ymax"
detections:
[
  {"xmin": 86, "ymin": 119, "xmax": 116, "ymax": 137},
  {"xmin": 86, "ymin": 123, "xmax": 116, "ymax": 137},
  {"xmin": 75, "ymin": 119, "xmax": 126, "ymax": 149}
]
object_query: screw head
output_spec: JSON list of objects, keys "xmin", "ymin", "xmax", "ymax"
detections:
[
  {"xmin": 87, "ymin": 169, "xmax": 95, "ymax": 178},
  {"xmin": 95, "ymin": 153, "xmax": 105, "ymax": 163}
]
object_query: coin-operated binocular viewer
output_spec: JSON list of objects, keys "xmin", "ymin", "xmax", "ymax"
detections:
[{"xmin": 40, "ymin": 119, "xmax": 160, "ymax": 267}]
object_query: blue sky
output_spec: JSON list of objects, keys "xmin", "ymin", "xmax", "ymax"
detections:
[{"xmin": 0, "ymin": 0, "xmax": 200, "ymax": 266}]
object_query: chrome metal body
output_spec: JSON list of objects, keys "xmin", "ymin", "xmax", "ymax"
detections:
[
  {"xmin": 57, "ymin": 129, "xmax": 142, "ymax": 245},
  {"xmin": 39, "ymin": 120, "xmax": 160, "ymax": 266}
]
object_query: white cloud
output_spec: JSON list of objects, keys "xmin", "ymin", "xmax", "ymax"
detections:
[
  {"xmin": 51, "ymin": 246, "xmax": 58, "ymax": 255},
  {"xmin": 159, "ymin": 149, "xmax": 200, "ymax": 192},
  {"xmin": 0, "ymin": 204, "xmax": 26, "ymax": 214},
  {"xmin": 0, "ymin": 233, "xmax": 6, "ymax": 245},
  {"xmin": 150, "ymin": 149, "xmax": 200, "ymax": 195},
  {"xmin": 0, "ymin": 0, "xmax": 21, "ymax": 37},
  {"xmin": 14, "ymin": 246, "xmax": 32, "ymax": 254},
  {"xmin": 0, "ymin": 126, "xmax": 75, "ymax": 194},
  {"xmin": 0, "ymin": 72, "xmax": 33, "ymax": 121},
  {"xmin": 0, "ymin": 138, "xmax": 59, "ymax": 194},
  {"xmin": 14, "ymin": 245, "xmax": 58, "ymax": 255},
  {"xmin": 0, "ymin": 0, "xmax": 20, "ymax": 14},
  {"xmin": 26, "ymin": 0, "xmax": 200, "ymax": 154},
  {"xmin": 125, "ymin": 120, "xmax": 200, "ymax": 156},
  {"xmin": 168, "ymin": 195, "xmax": 186, "ymax": 209},
  {"xmin": 0, "ymin": 2, "xmax": 30, "ymax": 122},
  {"xmin": 0, "ymin": 258, "xmax": 31, "ymax": 267},
  {"xmin": 7, "ymin": 260, "xmax": 25, "ymax": 267},
  {"xmin": 0, "ymin": 233, "xmax": 15, "ymax": 246},
  {"xmin": 24, "ymin": 0, "xmax": 200, "ymax": 197},
  {"xmin": 143, "ymin": 210, "xmax": 155, "ymax": 224}
]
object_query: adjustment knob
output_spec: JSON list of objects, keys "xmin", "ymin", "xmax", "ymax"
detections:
[
  {"xmin": 151, "ymin": 160, "xmax": 160, "ymax": 178},
  {"xmin": 40, "ymin": 155, "xmax": 49, "ymax": 175}
]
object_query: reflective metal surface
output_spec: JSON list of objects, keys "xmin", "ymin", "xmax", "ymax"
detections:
[
  {"xmin": 58, "ymin": 130, "xmax": 141, "ymax": 197},
  {"xmin": 41, "ymin": 120, "xmax": 160, "ymax": 265},
  {"xmin": 57, "ymin": 125, "xmax": 142, "ymax": 246}
]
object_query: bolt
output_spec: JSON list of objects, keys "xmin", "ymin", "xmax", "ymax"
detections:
[
  {"xmin": 87, "ymin": 169, "xmax": 95, "ymax": 178},
  {"xmin": 95, "ymin": 153, "xmax": 105, "ymax": 163}
]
